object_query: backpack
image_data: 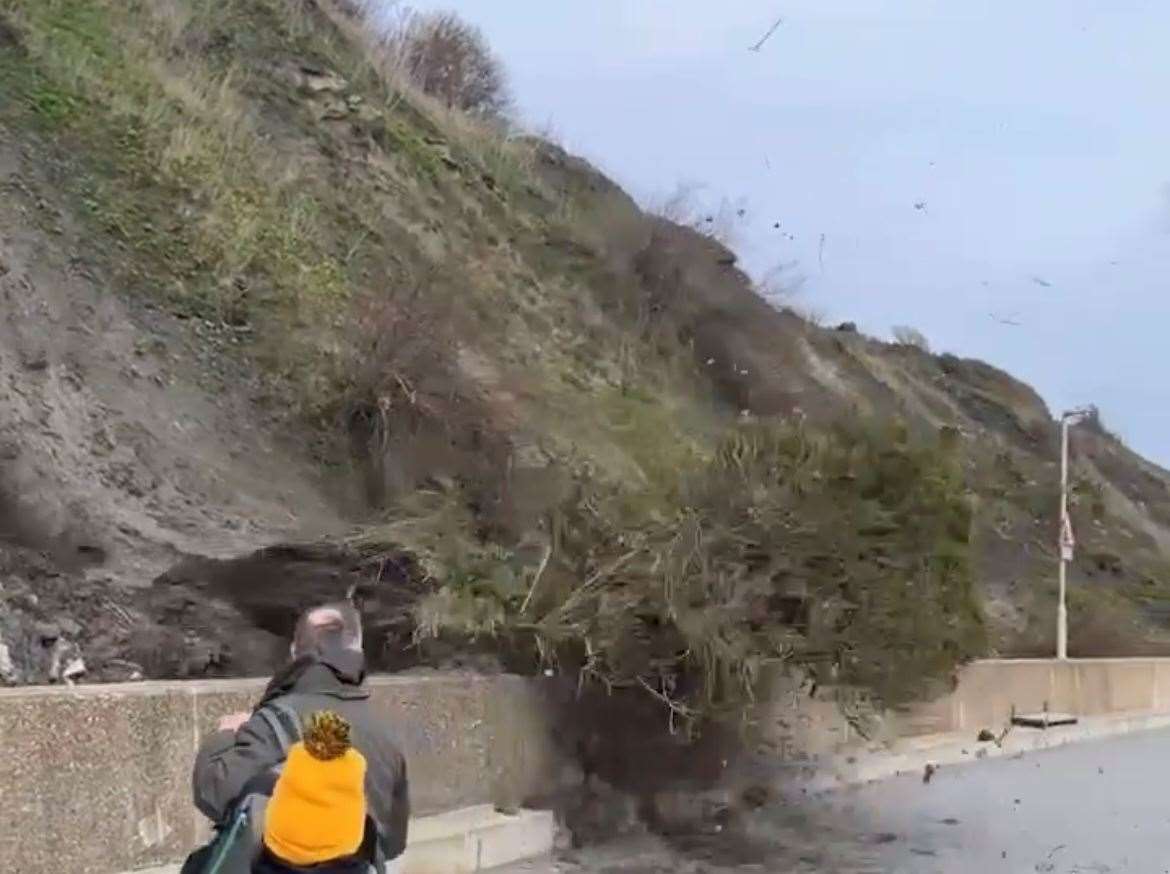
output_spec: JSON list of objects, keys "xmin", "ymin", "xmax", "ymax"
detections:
[{"xmin": 194, "ymin": 701, "xmax": 387, "ymax": 874}]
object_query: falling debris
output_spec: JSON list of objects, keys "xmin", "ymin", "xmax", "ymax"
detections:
[
  {"xmin": 773, "ymin": 222, "xmax": 781, "ymax": 229},
  {"xmin": 748, "ymin": 15, "xmax": 784, "ymax": 52},
  {"xmin": 989, "ymin": 312, "xmax": 1021, "ymax": 327},
  {"xmin": 923, "ymin": 763, "xmax": 937, "ymax": 784},
  {"xmin": 914, "ymin": 201, "xmax": 928, "ymax": 212},
  {"xmin": 1030, "ymin": 275, "xmax": 1053, "ymax": 288},
  {"xmin": 818, "ymin": 233, "xmax": 826, "ymax": 272}
]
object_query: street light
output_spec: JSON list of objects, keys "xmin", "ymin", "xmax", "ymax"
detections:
[{"xmin": 1057, "ymin": 407, "xmax": 1093, "ymax": 660}]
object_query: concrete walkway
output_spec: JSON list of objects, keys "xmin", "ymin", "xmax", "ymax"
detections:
[
  {"xmin": 802, "ymin": 723, "xmax": 1170, "ymax": 872},
  {"xmin": 534, "ymin": 723, "xmax": 1170, "ymax": 874},
  {"xmin": 809, "ymin": 708, "xmax": 1170, "ymax": 791},
  {"xmin": 126, "ymin": 715, "xmax": 1170, "ymax": 874}
]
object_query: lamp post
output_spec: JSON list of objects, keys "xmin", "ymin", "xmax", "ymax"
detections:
[{"xmin": 1057, "ymin": 408, "xmax": 1092, "ymax": 660}]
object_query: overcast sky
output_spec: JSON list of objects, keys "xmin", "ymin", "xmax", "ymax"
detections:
[{"xmin": 399, "ymin": 1, "xmax": 1170, "ymax": 464}]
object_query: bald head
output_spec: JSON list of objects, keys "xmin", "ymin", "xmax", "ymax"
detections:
[{"xmin": 291, "ymin": 602, "xmax": 363, "ymax": 659}]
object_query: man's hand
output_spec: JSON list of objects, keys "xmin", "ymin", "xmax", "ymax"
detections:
[{"xmin": 217, "ymin": 711, "xmax": 251, "ymax": 733}]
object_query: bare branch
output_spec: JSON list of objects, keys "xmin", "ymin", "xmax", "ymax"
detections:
[
  {"xmin": 520, "ymin": 542, "xmax": 553, "ymax": 614},
  {"xmin": 748, "ymin": 15, "xmax": 784, "ymax": 52}
]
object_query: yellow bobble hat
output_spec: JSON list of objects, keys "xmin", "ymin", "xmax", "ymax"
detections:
[{"xmin": 263, "ymin": 710, "xmax": 368, "ymax": 866}]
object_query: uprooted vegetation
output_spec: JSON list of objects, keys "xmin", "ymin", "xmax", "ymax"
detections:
[
  {"xmin": 2, "ymin": 0, "xmax": 1170, "ymax": 732},
  {"xmin": 381, "ymin": 417, "xmax": 985, "ymax": 721}
]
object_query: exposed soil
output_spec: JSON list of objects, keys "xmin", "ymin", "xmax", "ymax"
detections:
[{"xmin": 0, "ymin": 128, "xmax": 377, "ymax": 683}]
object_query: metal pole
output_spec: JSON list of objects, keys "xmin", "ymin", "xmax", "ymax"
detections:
[{"xmin": 1057, "ymin": 416, "xmax": 1070, "ymax": 660}]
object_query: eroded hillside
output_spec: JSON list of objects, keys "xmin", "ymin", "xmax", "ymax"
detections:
[{"xmin": 1, "ymin": 0, "xmax": 1169, "ymax": 711}]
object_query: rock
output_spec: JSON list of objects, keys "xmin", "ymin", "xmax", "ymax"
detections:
[
  {"xmin": 319, "ymin": 101, "xmax": 350, "ymax": 122},
  {"xmin": 835, "ymin": 321, "xmax": 858, "ymax": 333},
  {"xmin": 300, "ymin": 68, "xmax": 347, "ymax": 94},
  {"xmin": 0, "ymin": 641, "xmax": 18, "ymax": 683},
  {"xmin": 977, "ymin": 728, "xmax": 996, "ymax": 742},
  {"xmin": 61, "ymin": 656, "xmax": 86, "ymax": 684},
  {"xmin": 45, "ymin": 637, "xmax": 84, "ymax": 683}
]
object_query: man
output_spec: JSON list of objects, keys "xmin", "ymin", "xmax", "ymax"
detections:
[{"xmin": 191, "ymin": 602, "xmax": 409, "ymax": 869}]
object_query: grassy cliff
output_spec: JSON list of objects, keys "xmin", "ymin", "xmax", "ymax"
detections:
[{"xmin": 2, "ymin": 0, "xmax": 1168, "ymax": 720}]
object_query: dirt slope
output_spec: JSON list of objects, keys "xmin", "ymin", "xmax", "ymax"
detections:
[{"xmin": 0, "ymin": 124, "xmax": 369, "ymax": 681}]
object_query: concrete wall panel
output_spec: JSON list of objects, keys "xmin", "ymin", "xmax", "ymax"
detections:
[{"xmin": 0, "ymin": 674, "xmax": 557, "ymax": 874}]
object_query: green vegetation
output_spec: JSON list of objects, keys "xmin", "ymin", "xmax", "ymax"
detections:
[{"xmin": 376, "ymin": 417, "xmax": 985, "ymax": 725}]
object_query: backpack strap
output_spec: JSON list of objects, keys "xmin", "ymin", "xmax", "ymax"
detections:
[
  {"xmin": 200, "ymin": 795, "xmax": 268, "ymax": 874},
  {"xmin": 255, "ymin": 700, "xmax": 302, "ymax": 757},
  {"xmin": 359, "ymin": 814, "xmax": 388, "ymax": 874},
  {"xmin": 234, "ymin": 700, "xmax": 303, "ymax": 810}
]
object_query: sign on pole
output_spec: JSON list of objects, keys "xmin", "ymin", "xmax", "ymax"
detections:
[{"xmin": 1060, "ymin": 512, "xmax": 1075, "ymax": 562}]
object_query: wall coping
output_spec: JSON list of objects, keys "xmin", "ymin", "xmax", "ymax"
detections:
[{"xmin": 0, "ymin": 670, "xmax": 510, "ymax": 700}]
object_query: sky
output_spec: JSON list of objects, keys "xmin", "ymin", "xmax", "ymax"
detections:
[{"xmin": 397, "ymin": 1, "xmax": 1170, "ymax": 464}]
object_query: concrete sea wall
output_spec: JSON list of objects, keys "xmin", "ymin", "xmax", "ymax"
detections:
[
  {"xmin": 5, "ymin": 659, "xmax": 1170, "ymax": 873},
  {"xmin": 755, "ymin": 658, "xmax": 1170, "ymax": 777},
  {"xmin": 0, "ymin": 673, "xmax": 557, "ymax": 874}
]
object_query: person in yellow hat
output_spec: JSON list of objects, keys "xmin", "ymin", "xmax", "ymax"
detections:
[{"xmin": 256, "ymin": 710, "xmax": 371, "ymax": 874}]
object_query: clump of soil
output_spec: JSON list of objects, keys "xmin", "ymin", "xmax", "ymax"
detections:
[{"xmin": 0, "ymin": 536, "xmax": 431, "ymax": 685}]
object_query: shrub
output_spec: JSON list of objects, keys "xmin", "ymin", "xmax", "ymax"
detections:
[
  {"xmin": 412, "ymin": 417, "xmax": 987, "ymax": 728},
  {"xmin": 892, "ymin": 324, "xmax": 930, "ymax": 351},
  {"xmin": 650, "ymin": 181, "xmax": 748, "ymax": 246},
  {"xmin": 382, "ymin": 9, "xmax": 510, "ymax": 117}
]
